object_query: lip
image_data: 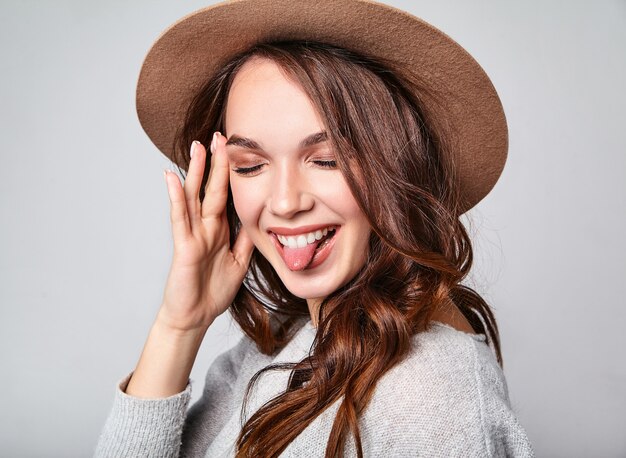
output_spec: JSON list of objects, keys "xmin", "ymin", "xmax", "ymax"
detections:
[
  {"xmin": 269, "ymin": 226, "xmax": 341, "ymax": 271},
  {"xmin": 267, "ymin": 223, "xmax": 338, "ymax": 236}
]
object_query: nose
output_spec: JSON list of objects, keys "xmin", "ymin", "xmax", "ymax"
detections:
[{"xmin": 268, "ymin": 163, "xmax": 314, "ymax": 218}]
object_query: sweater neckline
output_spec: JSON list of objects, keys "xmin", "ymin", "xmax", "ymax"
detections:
[{"xmin": 430, "ymin": 321, "xmax": 487, "ymax": 341}]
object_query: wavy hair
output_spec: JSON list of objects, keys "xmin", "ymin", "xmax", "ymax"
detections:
[{"xmin": 173, "ymin": 41, "xmax": 502, "ymax": 458}]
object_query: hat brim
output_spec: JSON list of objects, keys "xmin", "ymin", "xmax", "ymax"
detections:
[{"xmin": 136, "ymin": 0, "xmax": 507, "ymax": 213}]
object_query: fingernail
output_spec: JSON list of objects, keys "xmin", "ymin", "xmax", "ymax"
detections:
[
  {"xmin": 210, "ymin": 132, "xmax": 217, "ymax": 154},
  {"xmin": 190, "ymin": 140, "xmax": 199, "ymax": 158}
]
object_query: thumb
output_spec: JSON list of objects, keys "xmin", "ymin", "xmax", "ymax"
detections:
[{"xmin": 232, "ymin": 226, "xmax": 255, "ymax": 271}]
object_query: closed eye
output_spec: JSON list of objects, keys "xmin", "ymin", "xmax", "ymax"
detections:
[
  {"xmin": 233, "ymin": 164, "xmax": 263, "ymax": 176},
  {"xmin": 232, "ymin": 160, "xmax": 337, "ymax": 176},
  {"xmin": 313, "ymin": 160, "xmax": 337, "ymax": 169}
]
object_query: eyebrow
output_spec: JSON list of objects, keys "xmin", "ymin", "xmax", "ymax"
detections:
[{"xmin": 225, "ymin": 131, "xmax": 328, "ymax": 151}]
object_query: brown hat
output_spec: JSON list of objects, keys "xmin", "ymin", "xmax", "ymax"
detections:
[{"xmin": 136, "ymin": 0, "xmax": 507, "ymax": 212}]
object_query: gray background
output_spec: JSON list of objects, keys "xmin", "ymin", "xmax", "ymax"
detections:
[{"xmin": 1, "ymin": 0, "xmax": 625, "ymax": 456}]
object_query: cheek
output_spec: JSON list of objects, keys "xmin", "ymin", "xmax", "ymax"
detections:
[
  {"xmin": 325, "ymin": 178, "xmax": 363, "ymax": 218},
  {"xmin": 330, "ymin": 180, "xmax": 371, "ymax": 240},
  {"xmin": 230, "ymin": 178, "xmax": 262, "ymax": 229}
]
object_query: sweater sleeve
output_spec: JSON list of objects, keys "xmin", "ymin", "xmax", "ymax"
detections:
[
  {"xmin": 93, "ymin": 373, "xmax": 192, "ymax": 458},
  {"xmin": 94, "ymin": 335, "xmax": 255, "ymax": 458}
]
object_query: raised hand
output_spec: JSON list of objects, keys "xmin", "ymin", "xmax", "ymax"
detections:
[
  {"xmin": 126, "ymin": 132, "xmax": 254, "ymax": 398},
  {"xmin": 159, "ymin": 132, "xmax": 255, "ymax": 332}
]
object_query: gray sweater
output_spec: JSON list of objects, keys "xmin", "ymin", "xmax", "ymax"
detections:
[{"xmin": 95, "ymin": 321, "xmax": 534, "ymax": 457}]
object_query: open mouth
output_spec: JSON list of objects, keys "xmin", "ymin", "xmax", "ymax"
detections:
[
  {"xmin": 270, "ymin": 226, "xmax": 339, "ymax": 271},
  {"xmin": 314, "ymin": 229, "xmax": 336, "ymax": 252}
]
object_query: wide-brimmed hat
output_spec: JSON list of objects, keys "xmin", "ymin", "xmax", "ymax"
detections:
[{"xmin": 136, "ymin": 0, "xmax": 507, "ymax": 212}]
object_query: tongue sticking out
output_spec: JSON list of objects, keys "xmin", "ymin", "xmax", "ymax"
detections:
[{"xmin": 282, "ymin": 240, "xmax": 321, "ymax": 271}]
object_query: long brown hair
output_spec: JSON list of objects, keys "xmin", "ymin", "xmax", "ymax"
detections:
[{"xmin": 174, "ymin": 41, "xmax": 501, "ymax": 457}]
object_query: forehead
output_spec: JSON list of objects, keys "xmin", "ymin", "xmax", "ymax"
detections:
[{"xmin": 224, "ymin": 57, "xmax": 325, "ymax": 139}]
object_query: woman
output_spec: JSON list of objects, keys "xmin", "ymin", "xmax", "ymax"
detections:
[{"xmin": 96, "ymin": 1, "xmax": 534, "ymax": 456}]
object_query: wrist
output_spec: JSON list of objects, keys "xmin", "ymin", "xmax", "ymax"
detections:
[
  {"xmin": 125, "ymin": 316, "xmax": 209, "ymax": 398},
  {"xmin": 154, "ymin": 307, "xmax": 215, "ymax": 337}
]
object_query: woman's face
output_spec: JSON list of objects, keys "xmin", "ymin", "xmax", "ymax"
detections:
[{"xmin": 224, "ymin": 57, "xmax": 371, "ymax": 303}]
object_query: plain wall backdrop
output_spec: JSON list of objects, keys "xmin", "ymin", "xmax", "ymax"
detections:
[{"xmin": 1, "ymin": 0, "xmax": 625, "ymax": 456}]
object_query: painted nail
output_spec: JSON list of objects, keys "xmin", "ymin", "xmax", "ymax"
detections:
[
  {"xmin": 210, "ymin": 132, "xmax": 217, "ymax": 154},
  {"xmin": 190, "ymin": 140, "xmax": 200, "ymax": 158}
]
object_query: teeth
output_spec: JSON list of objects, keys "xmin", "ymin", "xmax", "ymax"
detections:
[{"xmin": 276, "ymin": 226, "xmax": 336, "ymax": 248}]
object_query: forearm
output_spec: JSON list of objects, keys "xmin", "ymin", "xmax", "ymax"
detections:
[{"xmin": 126, "ymin": 313, "xmax": 211, "ymax": 398}]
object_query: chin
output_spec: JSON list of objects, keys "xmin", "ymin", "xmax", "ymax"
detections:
[
  {"xmin": 274, "ymin": 260, "xmax": 357, "ymax": 303},
  {"xmin": 283, "ymin": 281, "xmax": 338, "ymax": 302}
]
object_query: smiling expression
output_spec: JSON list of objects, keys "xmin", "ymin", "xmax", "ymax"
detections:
[{"xmin": 224, "ymin": 57, "xmax": 371, "ymax": 305}]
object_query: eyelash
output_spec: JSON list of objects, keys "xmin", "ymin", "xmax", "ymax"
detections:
[
  {"xmin": 314, "ymin": 160, "xmax": 337, "ymax": 169},
  {"xmin": 233, "ymin": 164, "xmax": 263, "ymax": 176},
  {"xmin": 233, "ymin": 160, "xmax": 337, "ymax": 176}
]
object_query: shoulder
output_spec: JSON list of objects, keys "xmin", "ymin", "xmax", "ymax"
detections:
[
  {"xmin": 382, "ymin": 321, "xmax": 503, "ymax": 388},
  {"xmin": 358, "ymin": 322, "xmax": 527, "ymax": 456},
  {"xmin": 367, "ymin": 322, "xmax": 504, "ymax": 414}
]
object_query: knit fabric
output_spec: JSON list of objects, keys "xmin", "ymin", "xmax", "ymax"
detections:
[{"xmin": 95, "ymin": 321, "xmax": 534, "ymax": 457}]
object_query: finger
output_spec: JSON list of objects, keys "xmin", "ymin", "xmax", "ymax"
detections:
[
  {"xmin": 231, "ymin": 226, "xmax": 255, "ymax": 271},
  {"xmin": 202, "ymin": 134, "xmax": 219, "ymax": 198},
  {"xmin": 183, "ymin": 141, "xmax": 207, "ymax": 223},
  {"xmin": 164, "ymin": 169, "xmax": 191, "ymax": 239},
  {"xmin": 201, "ymin": 132, "xmax": 230, "ymax": 219}
]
